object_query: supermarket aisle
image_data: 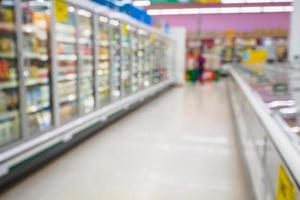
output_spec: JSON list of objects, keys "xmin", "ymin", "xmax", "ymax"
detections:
[{"xmin": 0, "ymin": 81, "xmax": 250, "ymax": 200}]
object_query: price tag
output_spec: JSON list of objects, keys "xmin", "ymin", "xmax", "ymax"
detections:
[
  {"xmin": 122, "ymin": 23, "xmax": 129, "ymax": 36},
  {"xmin": 276, "ymin": 165, "xmax": 296, "ymax": 200},
  {"xmin": 54, "ymin": 0, "xmax": 68, "ymax": 23}
]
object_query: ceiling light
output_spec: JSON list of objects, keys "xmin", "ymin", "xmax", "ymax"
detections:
[
  {"xmin": 240, "ymin": 6, "xmax": 262, "ymax": 12},
  {"xmin": 161, "ymin": 9, "xmax": 180, "ymax": 15},
  {"xmin": 263, "ymin": 6, "xmax": 285, "ymax": 12},
  {"xmin": 199, "ymin": 8, "xmax": 220, "ymax": 14},
  {"xmin": 219, "ymin": 7, "xmax": 240, "ymax": 13},
  {"xmin": 179, "ymin": 8, "xmax": 202, "ymax": 14},
  {"xmin": 221, "ymin": 0, "xmax": 293, "ymax": 3},
  {"xmin": 147, "ymin": 5, "xmax": 293, "ymax": 15},
  {"xmin": 133, "ymin": 0, "xmax": 151, "ymax": 7}
]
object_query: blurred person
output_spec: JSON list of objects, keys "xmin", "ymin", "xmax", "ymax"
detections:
[
  {"xmin": 196, "ymin": 48, "xmax": 206, "ymax": 84},
  {"xmin": 186, "ymin": 50, "xmax": 198, "ymax": 83}
]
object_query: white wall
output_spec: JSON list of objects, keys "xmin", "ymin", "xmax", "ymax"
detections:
[
  {"xmin": 169, "ymin": 27, "xmax": 186, "ymax": 85},
  {"xmin": 289, "ymin": 0, "xmax": 300, "ymax": 61}
]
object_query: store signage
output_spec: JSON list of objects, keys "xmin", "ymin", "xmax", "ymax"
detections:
[
  {"xmin": 151, "ymin": 0, "xmax": 220, "ymax": 4},
  {"xmin": 276, "ymin": 165, "xmax": 296, "ymax": 200},
  {"xmin": 54, "ymin": 0, "xmax": 68, "ymax": 23},
  {"xmin": 242, "ymin": 49, "xmax": 267, "ymax": 64}
]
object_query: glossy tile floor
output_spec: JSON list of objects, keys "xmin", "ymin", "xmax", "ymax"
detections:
[{"xmin": 0, "ymin": 81, "xmax": 250, "ymax": 200}]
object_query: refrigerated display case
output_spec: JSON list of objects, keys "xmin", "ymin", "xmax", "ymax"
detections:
[
  {"xmin": 55, "ymin": 4, "xmax": 78, "ymax": 123},
  {"xmin": 121, "ymin": 22, "xmax": 131, "ymax": 97},
  {"xmin": 228, "ymin": 63, "xmax": 300, "ymax": 200},
  {"xmin": 148, "ymin": 33, "xmax": 156, "ymax": 86},
  {"xmin": 143, "ymin": 30, "xmax": 151, "ymax": 88},
  {"xmin": 137, "ymin": 28, "xmax": 146, "ymax": 90},
  {"xmin": 153, "ymin": 39, "xmax": 161, "ymax": 84},
  {"xmin": 0, "ymin": 0, "xmax": 175, "ymax": 188},
  {"xmin": 77, "ymin": 8, "xmax": 95, "ymax": 114},
  {"xmin": 160, "ymin": 39, "xmax": 167, "ymax": 81},
  {"xmin": 130, "ymin": 24, "xmax": 139, "ymax": 93},
  {"xmin": 0, "ymin": 1, "xmax": 20, "ymax": 146},
  {"xmin": 22, "ymin": 0, "xmax": 52, "ymax": 134},
  {"xmin": 109, "ymin": 18, "xmax": 121, "ymax": 101},
  {"xmin": 96, "ymin": 15, "xmax": 110, "ymax": 106}
]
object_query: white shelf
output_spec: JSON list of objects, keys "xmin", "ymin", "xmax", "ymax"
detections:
[
  {"xmin": 26, "ymin": 78, "xmax": 49, "ymax": 86},
  {"xmin": 24, "ymin": 53, "xmax": 48, "ymax": 61},
  {"xmin": 58, "ymin": 74, "xmax": 77, "ymax": 82},
  {"xmin": 99, "ymin": 41, "xmax": 109, "ymax": 46},
  {"xmin": 0, "ymin": 53, "xmax": 16, "ymax": 59},
  {"xmin": 0, "ymin": 22, "xmax": 15, "ymax": 32},
  {"xmin": 99, "ymin": 55, "xmax": 109, "ymax": 60},
  {"xmin": 58, "ymin": 54, "xmax": 77, "ymax": 61},
  {"xmin": 0, "ymin": 110, "xmax": 18, "ymax": 122},
  {"xmin": 78, "ymin": 38, "xmax": 92, "ymax": 44},
  {"xmin": 56, "ymin": 36, "xmax": 76, "ymax": 44},
  {"xmin": 0, "ymin": 81, "xmax": 18, "ymax": 90},
  {"xmin": 81, "ymin": 55, "xmax": 93, "ymax": 60},
  {"xmin": 27, "ymin": 102, "xmax": 50, "ymax": 114},
  {"xmin": 60, "ymin": 95, "xmax": 77, "ymax": 104}
]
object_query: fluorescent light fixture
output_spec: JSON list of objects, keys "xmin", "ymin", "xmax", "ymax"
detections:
[
  {"xmin": 222, "ymin": 0, "xmax": 246, "ymax": 3},
  {"xmin": 133, "ymin": 0, "xmax": 151, "ymax": 7},
  {"xmin": 219, "ymin": 7, "xmax": 240, "ymax": 13},
  {"xmin": 247, "ymin": 0, "xmax": 272, "ymax": 3},
  {"xmin": 147, "ymin": 5, "xmax": 293, "ymax": 15},
  {"xmin": 240, "ymin": 6, "xmax": 262, "ymax": 12},
  {"xmin": 110, "ymin": 19, "xmax": 120, "ymax": 26},
  {"xmin": 161, "ymin": 9, "xmax": 179, "ymax": 15},
  {"xmin": 179, "ymin": 8, "xmax": 202, "ymax": 14},
  {"xmin": 147, "ymin": 9, "xmax": 161, "ymax": 15},
  {"xmin": 99, "ymin": 16, "xmax": 109, "ymax": 23},
  {"xmin": 273, "ymin": 0, "xmax": 293, "ymax": 2},
  {"xmin": 285, "ymin": 5, "xmax": 294, "ymax": 11},
  {"xmin": 200, "ymin": 8, "xmax": 220, "ymax": 13},
  {"xmin": 68, "ymin": 6, "xmax": 75, "ymax": 13},
  {"xmin": 262, "ymin": 6, "xmax": 285, "ymax": 12},
  {"xmin": 77, "ymin": 9, "xmax": 92, "ymax": 18},
  {"xmin": 221, "ymin": 0, "xmax": 293, "ymax": 3}
]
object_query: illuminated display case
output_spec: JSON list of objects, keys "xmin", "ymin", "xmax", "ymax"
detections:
[
  {"xmin": 0, "ymin": 0, "xmax": 175, "ymax": 186},
  {"xmin": 0, "ymin": 0, "xmax": 20, "ymax": 146}
]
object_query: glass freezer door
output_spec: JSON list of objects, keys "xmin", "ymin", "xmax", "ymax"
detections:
[
  {"xmin": 121, "ymin": 23, "xmax": 131, "ymax": 96},
  {"xmin": 109, "ymin": 19, "xmax": 121, "ymax": 101},
  {"xmin": 56, "ymin": 5, "xmax": 78, "ymax": 123},
  {"xmin": 0, "ymin": 1, "xmax": 21, "ymax": 146},
  {"xmin": 130, "ymin": 26, "xmax": 138, "ymax": 93},
  {"xmin": 137, "ymin": 29, "xmax": 145, "ymax": 90},
  {"xmin": 22, "ymin": 0, "xmax": 52, "ymax": 134},
  {"xmin": 77, "ymin": 9, "xmax": 95, "ymax": 114},
  {"xmin": 97, "ymin": 16, "xmax": 110, "ymax": 106},
  {"xmin": 143, "ymin": 32, "xmax": 151, "ymax": 88},
  {"xmin": 153, "ymin": 40, "xmax": 161, "ymax": 84}
]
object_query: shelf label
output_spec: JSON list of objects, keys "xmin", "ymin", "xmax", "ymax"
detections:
[
  {"xmin": 122, "ymin": 23, "xmax": 129, "ymax": 36},
  {"xmin": 276, "ymin": 165, "xmax": 296, "ymax": 200},
  {"xmin": 54, "ymin": 0, "xmax": 68, "ymax": 23}
]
